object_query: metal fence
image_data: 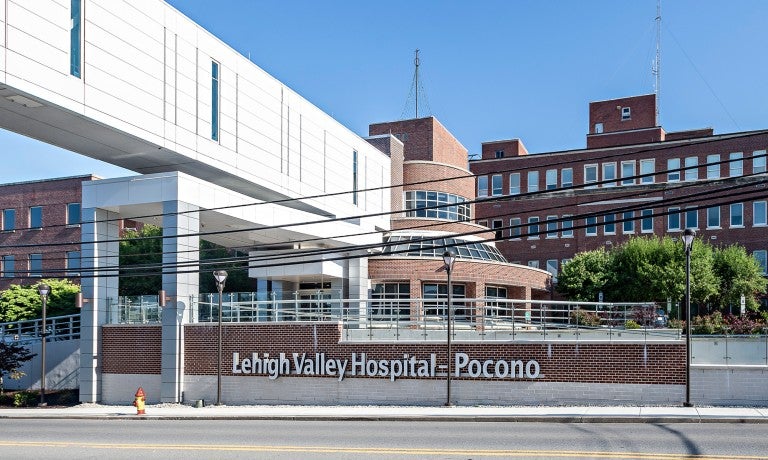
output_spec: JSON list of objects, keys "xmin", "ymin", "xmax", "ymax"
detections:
[{"xmin": 0, "ymin": 313, "xmax": 80, "ymax": 345}]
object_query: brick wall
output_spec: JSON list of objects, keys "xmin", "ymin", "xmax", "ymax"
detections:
[{"xmin": 101, "ymin": 325, "xmax": 162, "ymax": 374}]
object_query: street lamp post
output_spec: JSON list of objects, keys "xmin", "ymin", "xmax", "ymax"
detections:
[
  {"xmin": 213, "ymin": 270, "xmax": 228, "ymax": 406},
  {"xmin": 682, "ymin": 228, "xmax": 695, "ymax": 408},
  {"xmin": 37, "ymin": 283, "xmax": 50, "ymax": 407},
  {"xmin": 442, "ymin": 250, "xmax": 456, "ymax": 407}
]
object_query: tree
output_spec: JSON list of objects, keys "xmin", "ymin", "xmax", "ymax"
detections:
[
  {"xmin": 0, "ymin": 279, "xmax": 80, "ymax": 322},
  {"xmin": 0, "ymin": 342, "xmax": 35, "ymax": 393},
  {"xmin": 557, "ymin": 248, "xmax": 610, "ymax": 302},
  {"xmin": 711, "ymin": 244, "xmax": 767, "ymax": 313}
]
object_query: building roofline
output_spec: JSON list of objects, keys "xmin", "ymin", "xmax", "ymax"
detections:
[
  {"xmin": 0, "ymin": 174, "xmax": 101, "ymax": 188},
  {"xmin": 588, "ymin": 93, "xmax": 656, "ymax": 104}
]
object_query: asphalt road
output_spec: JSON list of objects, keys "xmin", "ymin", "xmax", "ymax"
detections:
[{"xmin": 0, "ymin": 419, "xmax": 766, "ymax": 459}]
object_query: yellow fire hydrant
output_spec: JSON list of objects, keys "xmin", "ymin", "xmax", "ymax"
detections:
[{"xmin": 133, "ymin": 387, "xmax": 146, "ymax": 415}]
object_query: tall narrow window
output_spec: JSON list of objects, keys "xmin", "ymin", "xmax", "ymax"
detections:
[
  {"xmin": 668, "ymin": 207, "xmax": 681, "ymax": 231},
  {"xmin": 491, "ymin": 174, "xmax": 503, "ymax": 196},
  {"xmin": 584, "ymin": 164, "xmax": 598, "ymax": 188},
  {"xmin": 754, "ymin": 201, "xmax": 767, "ymax": 226},
  {"xmin": 561, "ymin": 168, "xmax": 573, "ymax": 188},
  {"xmin": 603, "ymin": 214, "xmax": 616, "ymax": 234},
  {"xmin": 706, "ymin": 154, "xmax": 720, "ymax": 179},
  {"xmin": 602, "ymin": 163, "xmax": 616, "ymax": 187},
  {"xmin": 685, "ymin": 208, "xmax": 698, "ymax": 229},
  {"xmin": 66, "ymin": 251, "xmax": 81, "ymax": 276},
  {"xmin": 545, "ymin": 215, "xmax": 558, "ymax": 238},
  {"xmin": 211, "ymin": 60, "xmax": 220, "ymax": 141},
  {"xmin": 754, "ymin": 250, "xmax": 767, "ymax": 275},
  {"xmin": 2, "ymin": 209, "xmax": 15, "ymax": 231},
  {"xmin": 641, "ymin": 209, "xmax": 653, "ymax": 232},
  {"xmin": 509, "ymin": 173, "xmax": 520, "ymax": 195},
  {"xmin": 509, "ymin": 218, "xmax": 521, "ymax": 239},
  {"xmin": 352, "ymin": 150, "xmax": 358, "ymax": 205},
  {"xmin": 67, "ymin": 203, "xmax": 81, "ymax": 226},
  {"xmin": 29, "ymin": 254, "xmax": 43, "ymax": 277},
  {"xmin": 561, "ymin": 215, "xmax": 573, "ymax": 237},
  {"xmin": 622, "ymin": 211, "xmax": 634, "ymax": 233},
  {"xmin": 2, "ymin": 255, "xmax": 14, "ymax": 278},
  {"xmin": 684, "ymin": 156, "xmax": 698, "ymax": 181},
  {"xmin": 621, "ymin": 161, "xmax": 635, "ymax": 185},
  {"xmin": 70, "ymin": 0, "xmax": 82, "ymax": 77},
  {"xmin": 527, "ymin": 217, "xmax": 539, "ymax": 239},
  {"xmin": 753, "ymin": 150, "xmax": 767, "ymax": 174},
  {"xmin": 477, "ymin": 175, "xmax": 488, "ymax": 197},
  {"xmin": 527, "ymin": 171, "xmax": 539, "ymax": 193},
  {"xmin": 730, "ymin": 203, "xmax": 744, "ymax": 227},
  {"xmin": 639, "ymin": 159, "xmax": 655, "ymax": 183},
  {"xmin": 667, "ymin": 158, "xmax": 681, "ymax": 182},
  {"xmin": 707, "ymin": 206, "xmax": 720, "ymax": 228},
  {"xmin": 30, "ymin": 206, "xmax": 42, "ymax": 229},
  {"xmin": 585, "ymin": 216, "xmax": 597, "ymax": 236},
  {"xmin": 545, "ymin": 169, "xmax": 557, "ymax": 190},
  {"xmin": 729, "ymin": 152, "xmax": 743, "ymax": 177}
]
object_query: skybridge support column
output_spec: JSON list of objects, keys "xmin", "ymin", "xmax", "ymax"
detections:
[
  {"xmin": 79, "ymin": 208, "xmax": 120, "ymax": 403},
  {"xmin": 345, "ymin": 256, "xmax": 369, "ymax": 326},
  {"xmin": 160, "ymin": 200, "xmax": 200, "ymax": 403}
]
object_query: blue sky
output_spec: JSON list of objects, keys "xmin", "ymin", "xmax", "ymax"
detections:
[{"xmin": 2, "ymin": 0, "xmax": 767, "ymax": 182}]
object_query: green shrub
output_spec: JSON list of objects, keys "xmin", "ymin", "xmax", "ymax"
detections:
[
  {"xmin": 13, "ymin": 391, "xmax": 34, "ymax": 407},
  {"xmin": 624, "ymin": 320, "xmax": 640, "ymax": 329},
  {"xmin": 570, "ymin": 309, "xmax": 601, "ymax": 327},
  {"xmin": 667, "ymin": 318, "xmax": 684, "ymax": 330}
]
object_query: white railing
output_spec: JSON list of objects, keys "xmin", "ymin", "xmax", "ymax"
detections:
[{"xmin": 0, "ymin": 313, "xmax": 81, "ymax": 345}]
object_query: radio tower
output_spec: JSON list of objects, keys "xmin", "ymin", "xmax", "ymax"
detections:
[{"xmin": 401, "ymin": 49, "xmax": 432, "ymax": 120}]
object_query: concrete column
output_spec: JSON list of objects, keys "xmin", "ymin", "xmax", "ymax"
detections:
[
  {"xmin": 345, "ymin": 255, "xmax": 369, "ymax": 322},
  {"xmin": 160, "ymin": 200, "xmax": 199, "ymax": 403},
  {"xmin": 79, "ymin": 208, "xmax": 120, "ymax": 403}
]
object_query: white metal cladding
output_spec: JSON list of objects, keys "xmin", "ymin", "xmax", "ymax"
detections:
[{"xmin": 0, "ymin": 0, "xmax": 390, "ymax": 228}]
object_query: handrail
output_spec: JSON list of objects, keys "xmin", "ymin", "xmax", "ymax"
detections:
[{"xmin": 0, "ymin": 313, "xmax": 81, "ymax": 345}]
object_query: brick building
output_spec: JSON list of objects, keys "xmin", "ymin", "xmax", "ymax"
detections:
[
  {"xmin": 0, "ymin": 175, "xmax": 96, "ymax": 290},
  {"xmin": 469, "ymin": 94, "xmax": 768, "ymax": 287}
]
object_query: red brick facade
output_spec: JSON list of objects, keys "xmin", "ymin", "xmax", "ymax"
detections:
[{"xmin": 102, "ymin": 323, "xmax": 685, "ymax": 386}]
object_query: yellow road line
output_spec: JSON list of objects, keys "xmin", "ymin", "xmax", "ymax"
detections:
[{"xmin": 0, "ymin": 440, "xmax": 763, "ymax": 459}]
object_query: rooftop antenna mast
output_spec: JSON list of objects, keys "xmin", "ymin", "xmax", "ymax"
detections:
[
  {"xmin": 653, "ymin": 0, "xmax": 661, "ymax": 124},
  {"xmin": 414, "ymin": 49, "xmax": 420, "ymax": 118}
]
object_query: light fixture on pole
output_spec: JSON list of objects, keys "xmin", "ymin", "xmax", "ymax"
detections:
[
  {"xmin": 682, "ymin": 228, "xmax": 695, "ymax": 408},
  {"xmin": 213, "ymin": 270, "xmax": 228, "ymax": 406},
  {"xmin": 442, "ymin": 250, "xmax": 456, "ymax": 407},
  {"xmin": 37, "ymin": 282, "xmax": 50, "ymax": 407}
]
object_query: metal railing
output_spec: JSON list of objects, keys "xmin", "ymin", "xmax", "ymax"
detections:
[{"xmin": 0, "ymin": 313, "xmax": 81, "ymax": 345}]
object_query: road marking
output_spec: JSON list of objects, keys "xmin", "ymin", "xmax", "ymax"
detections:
[{"xmin": 0, "ymin": 440, "xmax": 765, "ymax": 459}]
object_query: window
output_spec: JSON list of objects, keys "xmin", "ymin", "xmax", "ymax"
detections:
[
  {"xmin": 545, "ymin": 169, "xmax": 557, "ymax": 190},
  {"xmin": 404, "ymin": 191, "xmax": 470, "ymax": 221},
  {"xmin": 729, "ymin": 152, "xmax": 743, "ymax": 177},
  {"xmin": 730, "ymin": 203, "xmax": 744, "ymax": 227},
  {"xmin": 527, "ymin": 217, "xmax": 539, "ymax": 239},
  {"xmin": 2, "ymin": 209, "xmax": 15, "ymax": 231},
  {"xmin": 561, "ymin": 168, "xmax": 573, "ymax": 188},
  {"xmin": 602, "ymin": 163, "xmax": 616, "ymax": 187},
  {"xmin": 594, "ymin": 123, "xmax": 604, "ymax": 134},
  {"xmin": 485, "ymin": 286, "xmax": 509, "ymax": 316},
  {"xmin": 1, "ymin": 255, "xmax": 14, "ymax": 278},
  {"xmin": 352, "ymin": 150, "xmax": 358, "ymax": 205},
  {"xmin": 754, "ymin": 201, "xmax": 767, "ymax": 226},
  {"xmin": 491, "ymin": 174, "xmax": 503, "ymax": 196},
  {"xmin": 603, "ymin": 214, "xmax": 616, "ymax": 234},
  {"xmin": 667, "ymin": 158, "xmax": 681, "ymax": 182},
  {"xmin": 494, "ymin": 150, "xmax": 504, "ymax": 159},
  {"xmin": 509, "ymin": 173, "xmax": 520, "ymax": 195},
  {"xmin": 684, "ymin": 156, "xmax": 699, "ymax": 181},
  {"xmin": 477, "ymin": 175, "xmax": 488, "ymax": 197},
  {"xmin": 585, "ymin": 216, "xmax": 597, "ymax": 236},
  {"xmin": 211, "ymin": 60, "xmax": 220, "ymax": 141},
  {"xmin": 527, "ymin": 171, "xmax": 539, "ymax": 193},
  {"xmin": 584, "ymin": 164, "xmax": 598, "ymax": 188},
  {"xmin": 423, "ymin": 283, "xmax": 466, "ymax": 318},
  {"xmin": 622, "ymin": 211, "xmax": 634, "ymax": 233},
  {"xmin": 371, "ymin": 283, "xmax": 410, "ymax": 320},
  {"xmin": 546, "ymin": 216, "xmax": 558, "ymax": 238},
  {"xmin": 639, "ymin": 159, "xmax": 655, "ymax": 184},
  {"xmin": 492, "ymin": 219, "xmax": 503, "ymax": 239},
  {"xmin": 66, "ymin": 251, "xmax": 81, "ymax": 276},
  {"xmin": 641, "ymin": 209, "xmax": 653, "ymax": 232},
  {"xmin": 621, "ymin": 161, "xmax": 635, "ymax": 185},
  {"xmin": 29, "ymin": 254, "xmax": 42, "ymax": 277},
  {"xmin": 546, "ymin": 259, "xmax": 559, "ymax": 281},
  {"xmin": 527, "ymin": 260, "xmax": 539, "ymax": 269},
  {"xmin": 70, "ymin": 0, "xmax": 81, "ymax": 77},
  {"xmin": 707, "ymin": 206, "xmax": 720, "ymax": 228},
  {"xmin": 668, "ymin": 207, "xmax": 681, "ymax": 231},
  {"xmin": 754, "ymin": 250, "xmax": 767, "ymax": 275},
  {"xmin": 29, "ymin": 206, "xmax": 42, "ymax": 229},
  {"xmin": 706, "ymin": 154, "xmax": 720, "ymax": 179},
  {"xmin": 685, "ymin": 208, "xmax": 699, "ymax": 229},
  {"xmin": 67, "ymin": 203, "xmax": 81, "ymax": 226},
  {"xmin": 561, "ymin": 215, "xmax": 573, "ymax": 238},
  {"xmin": 621, "ymin": 107, "xmax": 631, "ymax": 120},
  {"xmin": 754, "ymin": 150, "xmax": 767, "ymax": 174},
  {"xmin": 509, "ymin": 218, "xmax": 521, "ymax": 239}
]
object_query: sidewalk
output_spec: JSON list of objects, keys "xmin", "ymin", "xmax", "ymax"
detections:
[{"xmin": 1, "ymin": 403, "xmax": 767, "ymax": 423}]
